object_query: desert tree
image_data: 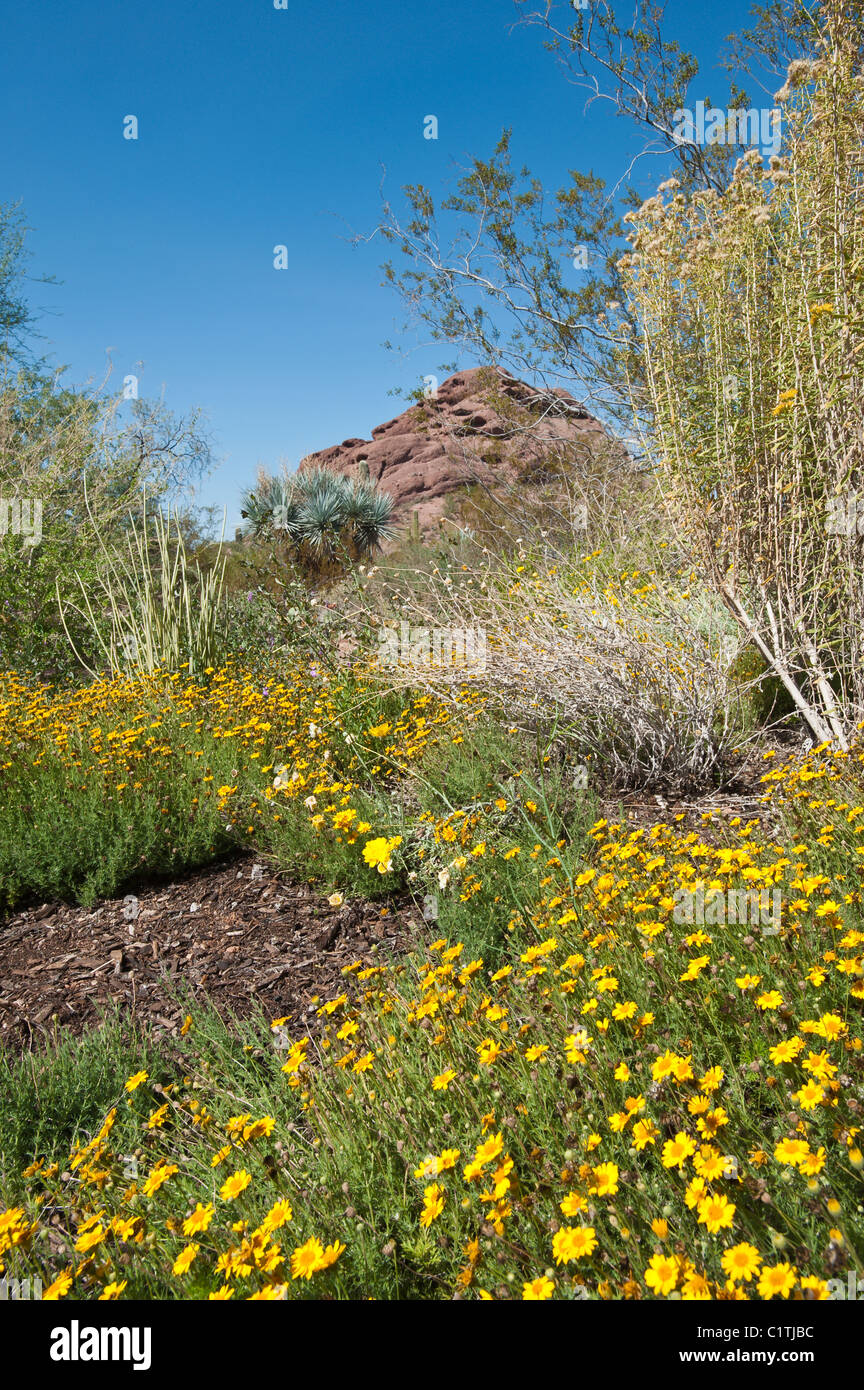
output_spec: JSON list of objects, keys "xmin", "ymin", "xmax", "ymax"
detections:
[{"xmin": 0, "ymin": 206, "xmax": 216, "ymax": 678}]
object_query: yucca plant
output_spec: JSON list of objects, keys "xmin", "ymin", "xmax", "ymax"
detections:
[
  {"xmin": 240, "ymin": 465, "xmax": 394, "ymax": 571},
  {"xmin": 57, "ymin": 483, "xmax": 228, "ymax": 677}
]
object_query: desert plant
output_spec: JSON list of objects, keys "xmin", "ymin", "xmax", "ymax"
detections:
[
  {"xmin": 0, "ymin": 370, "xmax": 214, "ymax": 681},
  {"xmin": 356, "ymin": 542, "xmax": 748, "ymax": 796},
  {"xmin": 240, "ymin": 466, "xmax": 394, "ymax": 574},
  {"xmin": 57, "ymin": 486, "xmax": 227, "ymax": 677},
  {"xmin": 620, "ymin": 10, "xmax": 864, "ymax": 746}
]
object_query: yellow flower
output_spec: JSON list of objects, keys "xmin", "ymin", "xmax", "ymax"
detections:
[
  {"xmin": 697, "ymin": 1193, "xmax": 736, "ymax": 1234},
  {"xmin": 98, "ymin": 1281, "xmax": 128, "ymax": 1300},
  {"xmin": 799, "ymin": 1276, "xmax": 830, "ymax": 1300},
  {"xmin": 651, "ymin": 1050, "xmax": 678, "ymax": 1082},
  {"xmin": 755, "ymin": 991, "xmax": 783, "ymax": 1011},
  {"xmin": 74, "ymin": 1222, "xmax": 107, "ymax": 1254},
  {"xmin": 141, "ymin": 1162, "xmax": 178, "ymax": 1197},
  {"xmin": 523, "ymin": 1276, "xmax": 555, "ymax": 1300},
  {"xmin": 632, "ymin": 1119, "xmax": 659, "ymax": 1150},
  {"xmin": 552, "ymin": 1225, "xmax": 597, "ymax": 1263},
  {"xmin": 420, "ymin": 1183, "xmax": 445, "ymax": 1228},
  {"xmin": 815, "ymin": 1012, "xmax": 845, "ymax": 1039},
  {"xmin": 182, "ymin": 1203, "xmax": 214, "ymax": 1236},
  {"xmin": 172, "ymin": 1243, "xmax": 200, "ymax": 1276},
  {"xmin": 721, "ymin": 1243, "xmax": 761, "ymax": 1283},
  {"xmin": 661, "ymin": 1132, "xmax": 696, "ymax": 1169},
  {"xmin": 774, "ymin": 1137, "xmax": 810, "ymax": 1167},
  {"xmin": 794, "ymin": 1080, "xmax": 825, "ymax": 1111},
  {"xmin": 560, "ymin": 1192, "xmax": 588, "ymax": 1217},
  {"xmin": 757, "ymin": 1262, "xmax": 798, "ymax": 1299},
  {"xmin": 799, "ymin": 1148, "xmax": 826, "ymax": 1176},
  {"xmin": 42, "ymin": 1269, "xmax": 74, "ymax": 1300},
  {"xmin": 592, "ymin": 1162, "xmax": 619, "ymax": 1196},
  {"xmin": 111, "ymin": 1217, "xmax": 143, "ymax": 1244},
  {"xmin": 682, "ymin": 1271, "xmax": 712, "ymax": 1300},
  {"xmin": 220, "ymin": 1169, "xmax": 252, "ymax": 1202},
  {"xmin": 645, "ymin": 1252, "xmax": 679, "ymax": 1296},
  {"xmin": 320, "ymin": 1240, "xmax": 346, "ymax": 1270},
  {"xmin": 261, "ymin": 1199, "xmax": 294, "ymax": 1232},
  {"xmin": 361, "ymin": 835, "xmax": 402, "ymax": 873},
  {"xmin": 432, "ymin": 1069, "xmax": 457, "ymax": 1091},
  {"xmin": 290, "ymin": 1237, "xmax": 326, "ymax": 1280}
]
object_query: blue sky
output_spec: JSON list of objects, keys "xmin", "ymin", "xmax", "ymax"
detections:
[{"xmin": 1, "ymin": 0, "xmax": 752, "ymax": 529}]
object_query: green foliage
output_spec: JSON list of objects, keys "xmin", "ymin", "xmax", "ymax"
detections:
[
  {"xmin": 0, "ymin": 201, "xmax": 56, "ymax": 371},
  {"xmin": 0, "ymin": 204, "xmax": 215, "ymax": 683},
  {"xmin": 0, "ymin": 702, "xmax": 238, "ymax": 909},
  {"xmin": 240, "ymin": 466, "xmax": 394, "ymax": 577},
  {"xmin": 729, "ymin": 645, "xmax": 797, "ymax": 727},
  {"xmin": 57, "ymin": 491, "xmax": 228, "ymax": 679},
  {"xmin": 0, "ymin": 371, "xmax": 216, "ymax": 683},
  {"xmin": 621, "ymin": 17, "xmax": 864, "ymax": 745},
  {"xmin": 0, "ymin": 1018, "xmax": 161, "ymax": 1194}
]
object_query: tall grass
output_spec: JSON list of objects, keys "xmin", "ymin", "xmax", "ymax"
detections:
[{"xmin": 58, "ymin": 486, "xmax": 227, "ymax": 678}]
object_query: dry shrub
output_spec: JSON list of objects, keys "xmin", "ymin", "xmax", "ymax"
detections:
[
  {"xmin": 363, "ymin": 553, "xmax": 750, "ymax": 797},
  {"xmin": 620, "ymin": 20, "xmax": 864, "ymax": 747}
]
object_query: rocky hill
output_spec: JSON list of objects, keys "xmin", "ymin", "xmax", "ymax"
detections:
[{"xmin": 299, "ymin": 367, "xmax": 611, "ymax": 532}]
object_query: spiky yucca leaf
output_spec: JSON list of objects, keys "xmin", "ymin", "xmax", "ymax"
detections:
[{"xmin": 241, "ymin": 465, "xmax": 394, "ymax": 566}]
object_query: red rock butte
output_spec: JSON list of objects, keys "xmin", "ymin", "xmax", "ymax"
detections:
[{"xmin": 298, "ymin": 367, "xmax": 610, "ymax": 533}]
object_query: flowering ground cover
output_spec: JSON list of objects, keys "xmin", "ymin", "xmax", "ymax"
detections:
[
  {"xmin": 1, "ymin": 665, "xmax": 862, "ymax": 1300},
  {"xmin": 0, "ymin": 662, "xmax": 484, "ymax": 910}
]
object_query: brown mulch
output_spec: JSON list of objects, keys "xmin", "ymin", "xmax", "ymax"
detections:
[
  {"xmin": 0, "ymin": 757, "xmax": 787, "ymax": 1057},
  {"xmin": 0, "ymin": 856, "xmax": 422, "ymax": 1055},
  {"xmin": 609, "ymin": 790, "xmax": 779, "ymax": 840}
]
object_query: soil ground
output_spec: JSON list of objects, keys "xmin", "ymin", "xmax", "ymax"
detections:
[
  {"xmin": 0, "ymin": 780, "xmax": 777, "ymax": 1056},
  {"xmin": 0, "ymin": 855, "xmax": 422, "ymax": 1055}
]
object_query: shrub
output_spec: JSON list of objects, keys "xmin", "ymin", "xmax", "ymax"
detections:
[
  {"xmin": 620, "ymin": 19, "xmax": 864, "ymax": 746},
  {"xmin": 240, "ymin": 466, "xmax": 395, "ymax": 578}
]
